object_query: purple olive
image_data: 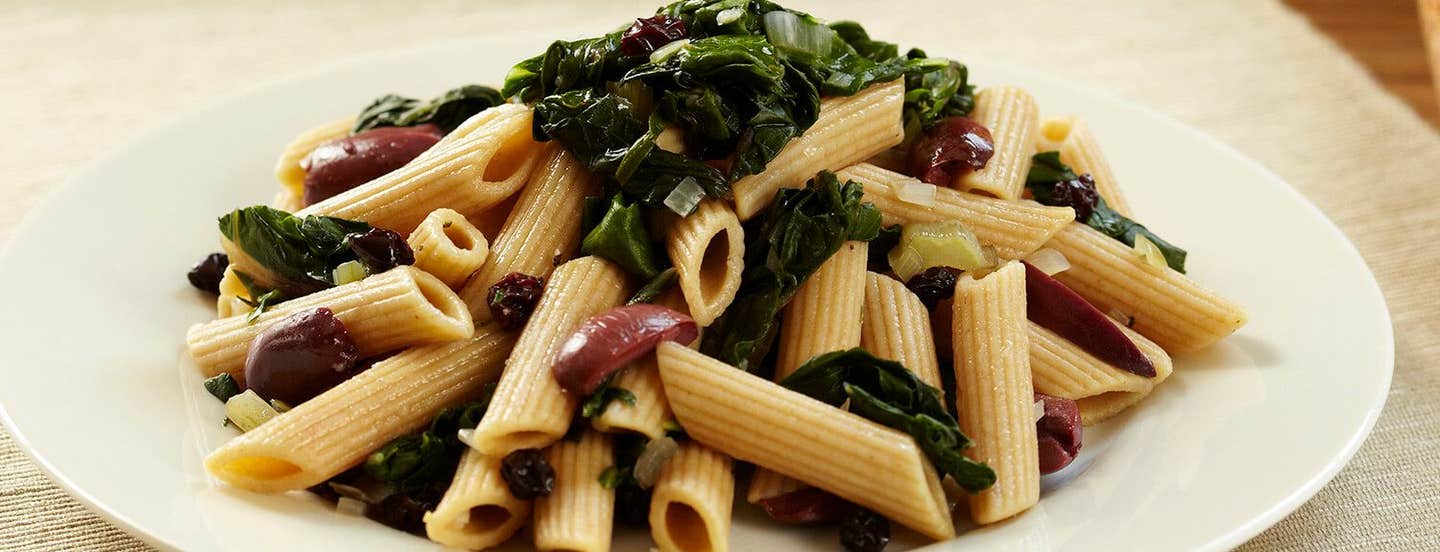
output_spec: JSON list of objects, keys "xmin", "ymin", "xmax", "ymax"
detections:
[
  {"xmin": 1023, "ymin": 261, "xmax": 1154, "ymax": 377},
  {"xmin": 301, "ymin": 124, "xmax": 442, "ymax": 206},
  {"xmin": 552, "ymin": 305, "xmax": 698, "ymax": 396},
  {"xmin": 1035, "ymin": 392, "xmax": 1082, "ymax": 474},
  {"xmin": 756, "ymin": 487, "xmax": 848, "ymax": 524},
  {"xmin": 187, "ymin": 252, "xmax": 229, "ymax": 295},
  {"xmin": 908, "ymin": 116, "xmax": 994, "ymax": 186},
  {"xmin": 620, "ymin": 15, "xmax": 687, "ymax": 56},
  {"xmin": 346, "ymin": 228, "xmax": 414, "ymax": 273},
  {"xmin": 244, "ymin": 307, "xmax": 361, "ymax": 405}
]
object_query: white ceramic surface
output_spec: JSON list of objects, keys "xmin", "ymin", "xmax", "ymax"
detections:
[{"xmin": 0, "ymin": 36, "xmax": 1392, "ymax": 552}]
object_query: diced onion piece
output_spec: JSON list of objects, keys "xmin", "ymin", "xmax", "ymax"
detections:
[
  {"xmin": 663, "ymin": 176, "xmax": 705, "ymax": 216},
  {"xmin": 332, "ymin": 260, "xmax": 367, "ymax": 286},
  {"xmin": 1033, "ymin": 400, "xmax": 1046, "ymax": 423},
  {"xmin": 1024, "ymin": 248, "xmax": 1071, "ymax": 276},
  {"xmin": 650, "ymin": 38, "xmax": 690, "ymax": 64},
  {"xmin": 328, "ymin": 480, "xmax": 395, "ymax": 504},
  {"xmin": 886, "ymin": 221, "xmax": 988, "ymax": 281},
  {"xmin": 895, "ymin": 178, "xmax": 938, "ymax": 207},
  {"xmin": 763, "ymin": 10, "xmax": 833, "ymax": 58},
  {"xmin": 336, "ymin": 496, "xmax": 367, "ymax": 517},
  {"xmin": 633, "ymin": 436, "xmax": 680, "ymax": 489},
  {"xmin": 1133, "ymin": 235, "xmax": 1168, "ymax": 269},
  {"xmin": 225, "ymin": 389, "xmax": 278, "ymax": 432},
  {"xmin": 716, "ymin": 6, "xmax": 744, "ymax": 25}
]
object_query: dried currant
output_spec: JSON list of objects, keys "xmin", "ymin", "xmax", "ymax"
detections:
[
  {"xmin": 908, "ymin": 116, "xmax": 994, "ymax": 186},
  {"xmin": 488, "ymin": 272, "xmax": 545, "ymax": 331},
  {"xmin": 620, "ymin": 15, "xmax": 687, "ymax": 56},
  {"xmin": 905, "ymin": 266, "xmax": 963, "ymax": 310},
  {"xmin": 346, "ymin": 228, "xmax": 414, "ymax": 273},
  {"xmin": 1042, "ymin": 173, "xmax": 1101, "ymax": 222},
  {"xmin": 501, "ymin": 449, "xmax": 555, "ymax": 500},
  {"xmin": 187, "ymin": 252, "xmax": 229, "ymax": 295},
  {"xmin": 840, "ymin": 508, "xmax": 891, "ymax": 552}
]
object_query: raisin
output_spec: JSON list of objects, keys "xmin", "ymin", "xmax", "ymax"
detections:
[
  {"xmin": 346, "ymin": 228, "xmax": 415, "ymax": 273},
  {"xmin": 1042, "ymin": 174, "xmax": 1100, "ymax": 222},
  {"xmin": 620, "ymin": 15, "xmax": 687, "ymax": 56},
  {"xmin": 908, "ymin": 116, "xmax": 994, "ymax": 186},
  {"xmin": 501, "ymin": 449, "xmax": 555, "ymax": 500},
  {"xmin": 187, "ymin": 252, "xmax": 229, "ymax": 295},
  {"xmin": 905, "ymin": 266, "xmax": 963, "ymax": 310},
  {"xmin": 840, "ymin": 508, "xmax": 891, "ymax": 552},
  {"xmin": 488, "ymin": 272, "xmax": 545, "ymax": 330},
  {"xmin": 615, "ymin": 483, "xmax": 652, "ymax": 528}
]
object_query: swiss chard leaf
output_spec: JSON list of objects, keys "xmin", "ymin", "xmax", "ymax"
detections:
[
  {"xmin": 581, "ymin": 385, "xmax": 638, "ymax": 419},
  {"xmin": 628, "ymin": 267, "xmax": 679, "ymax": 305},
  {"xmin": 364, "ymin": 385, "xmax": 495, "ymax": 492},
  {"xmin": 218, "ymin": 206, "xmax": 371, "ymax": 297},
  {"xmin": 581, "ymin": 194, "xmax": 668, "ymax": 280},
  {"xmin": 353, "ymin": 85, "xmax": 504, "ymax": 134},
  {"xmin": 1026, "ymin": 152, "xmax": 1188, "ymax": 272},
  {"xmin": 203, "ymin": 373, "xmax": 240, "ymax": 403},
  {"xmin": 781, "ymin": 348, "xmax": 996, "ymax": 492},
  {"xmin": 900, "ymin": 50, "xmax": 974, "ymax": 139}
]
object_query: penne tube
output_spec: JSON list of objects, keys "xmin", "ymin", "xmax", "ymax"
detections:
[
  {"xmin": 732, "ymin": 80, "xmax": 905, "ymax": 220},
  {"xmin": 656, "ymin": 343, "xmax": 955, "ymax": 540},
  {"xmin": 186, "ymin": 266, "xmax": 473, "ymax": 381},
  {"xmin": 666, "ymin": 199, "xmax": 745, "ymax": 327},
  {"xmin": 407, "ymin": 208, "xmax": 490, "ymax": 289},
  {"xmin": 957, "ymin": 87, "xmax": 1039, "ymax": 199},
  {"xmin": 750, "ymin": 241, "xmax": 868, "ymax": 503},
  {"xmin": 274, "ymin": 116, "xmax": 355, "ymax": 202},
  {"xmin": 861, "ymin": 272, "xmax": 942, "ymax": 387},
  {"xmin": 650, "ymin": 442, "xmax": 734, "ymax": 552},
  {"xmin": 1046, "ymin": 223, "xmax": 1247, "ymax": 352},
  {"xmin": 533, "ymin": 430, "xmax": 615, "ymax": 552},
  {"xmin": 951, "ymin": 262, "xmax": 1039, "ymax": 524},
  {"xmin": 1038, "ymin": 116, "xmax": 1132, "ymax": 216},
  {"xmin": 297, "ymin": 104, "xmax": 544, "ymax": 235},
  {"xmin": 1030, "ymin": 321, "xmax": 1174, "ymax": 426},
  {"xmin": 214, "ymin": 265, "xmax": 252, "ymax": 319},
  {"xmin": 836, "ymin": 162, "xmax": 1074, "ymax": 260},
  {"xmin": 424, "ymin": 450, "xmax": 530, "ymax": 549},
  {"xmin": 271, "ymin": 189, "xmax": 304, "ymax": 213},
  {"xmin": 468, "ymin": 257, "xmax": 629, "ymax": 456},
  {"xmin": 204, "ymin": 324, "xmax": 514, "ymax": 493},
  {"xmin": 458, "ymin": 148, "xmax": 596, "ymax": 322}
]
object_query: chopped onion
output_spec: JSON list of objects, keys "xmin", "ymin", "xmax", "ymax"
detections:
[
  {"xmin": 716, "ymin": 6, "xmax": 744, "ymax": 25},
  {"xmin": 457, "ymin": 428, "xmax": 477, "ymax": 449},
  {"xmin": 633, "ymin": 436, "xmax": 680, "ymax": 489},
  {"xmin": 1024, "ymin": 248, "xmax": 1071, "ymax": 276},
  {"xmin": 649, "ymin": 38, "xmax": 690, "ymax": 64},
  {"xmin": 328, "ymin": 480, "xmax": 395, "ymax": 504},
  {"xmin": 1033, "ymin": 400, "xmax": 1047, "ymax": 423},
  {"xmin": 763, "ymin": 10, "xmax": 833, "ymax": 59},
  {"xmin": 225, "ymin": 390, "xmax": 278, "ymax": 432},
  {"xmin": 895, "ymin": 178, "xmax": 937, "ymax": 207},
  {"xmin": 335, "ymin": 496, "xmax": 367, "ymax": 517},
  {"xmin": 663, "ymin": 176, "xmax": 705, "ymax": 216},
  {"xmin": 332, "ymin": 260, "xmax": 367, "ymax": 286},
  {"xmin": 1132, "ymin": 235, "xmax": 1167, "ymax": 269}
]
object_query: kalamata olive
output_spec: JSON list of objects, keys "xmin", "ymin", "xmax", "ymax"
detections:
[
  {"xmin": 620, "ymin": 15, "xmax": 687, "ymax": 56},
  {"xmin": 244, "ymin": 307, "xmax": 362, "ymax": 405},
  {"xmin": 840, "ymin": 508, "xmax": 890, "ymax": 552},
  {"xmin": 1042, "ymin": 173, "xmax": 1100, "ymax": 222},
  {"xmin": 757, "ymin": 487, "xmax": 848, "ymax": 523},
  {"xmin": 301, "ymin": 124, "xmax": 442, "ymax": 206},
  {"xmin": 552, "ymin": 305, "xmax": 699, "ymax": 396},
  {"xmin": 487, "ymin": 272, "xmax": 545, "ymax": 331},
  {"xmin": 187, "ymin": 252, "xmax": 229, "ymax": 295},
  {"xmin": 1035, "ymin": 392, "xmax": 1083, "ymax": 474},
  {"xmin": 501, "ymin": 449, "xmax": 555, "ymax": 500},
  {"xmin": 904, "ymin": 266, "xmax": 963, "ymax": 310},
  {"xmin": 346, "ymin": 228, "xmax": 414, "ymax": 273},
  {"xmin": 908, "ymin": 116, "xmax": 994, "ymax": 186},
  {"xmin": 1023, "ymin": 262, "xmax": 1154, "ymax": 377}
]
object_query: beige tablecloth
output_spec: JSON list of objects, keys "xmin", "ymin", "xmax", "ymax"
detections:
[{"xmin": 2, "ymin": 1, "xmax": 1437, "ymax": 550}]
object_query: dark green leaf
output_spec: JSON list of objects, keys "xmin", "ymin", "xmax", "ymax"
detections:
[
  {"xmin": 353, "ymin": 94, "xmax": 419, "ymax": 134},
  {"xmin": 867, "ymin": 224, "xmax": 902, "ymax": 272},
  {"xmin": 218, "ymin": 206, "xmax": 371, "ymax": 297},
  {"xmin": 581, "ymin": 385, "xmax": 638, "ymax": 419},
  {"xmin": 243, "ymin": 289, "xmax": 283, "ymax": 325},
  {"xmin": 203, "ymin": 373, "xmax": 240, "ymax": 403},
  {"xmin": 581, "ymin": 195, "xmax": 667, "ymax": 279},
  {"xmin": 830, "ymin": 21, "xmax": 898, "ymax": 62},
  {"xmin": 599, "ymin": 465, "xmax": 632, "ymax": 489},
  {"xmin": 353, "ymin": 85, "xmax": 505, "ymax": 134},
  {"xmin": 364, "ymin": 389, "xmax": 494, "ymax": 492},
  {"xmin": 628, "ymin": 267, "xmax": 679, "ymax": 305}
]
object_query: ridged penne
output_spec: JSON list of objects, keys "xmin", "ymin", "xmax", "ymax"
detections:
[
  {"xmin": 956, "ymin": 87, "xmax": 1038, "ymax": 199},
  {"xmin": 214, "ymin": 265, "xmax": 251, "ymax": 319},
  {"xmin": 204, "ymin": 324, "xmax": 515, "ymax": 493},
  {"xmin": 407, "ymin": 208, "xmax": 490, "ymax": 289},
  {"xmin": 861, "ymin": 272, "xmax": 942, "ymax": 387},
  {"xmin": 468, "ymin": 257, "xmax": 629, "ymax": 456},
  {"xmin": 732, "ymin": 79, "xmax": 905, "ymax": 220},
  {"xmin": 836, "ymin": 163, "xmax": 1074, "ymax": 260},
  {"xmin": 650, "ymin": 442, "xmax": 734, "ymax": 552},
  {"xmin": 424, "ymin": 450, "xmax": 529, "ymax": 549},
  {"xmin": 951, "ymin": 262, "xmax": 1039, "ymax": 524},
  {"xmin": 297, "ymin": 105, "xmax": 544, "ymax": 235},
  {"xmin": 1038, "ymin": 116, "xmax": 1132, "ymax": 216},
  {"xmin": 1030, "ymin": 322, "xmax": 1174, "ymax": 426},
  {"xmin": 1046, "ymin": 223, "xmax": 1247, "ymax": 352},
  {"xmin": 657, "ymin": 343, "xmax": 955, "ymax": 540},
  {"xmin": 666, "ymin": 199, "xmax": 744, "ymax": 327},
  {"xmin": 533, "ymin": 430, "xmax": 615, "ymax": 552},
  {"xmin": 274, "ymin": 117, "xmax": 354, "ymax": 201},
  {"xmin": 186, "ymin": 266, "xmax": 473, "ymax": 381}
]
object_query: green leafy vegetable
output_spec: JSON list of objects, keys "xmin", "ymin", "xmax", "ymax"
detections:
[
  {"xmin": 599, "ymin": 465, "xmax": 630, "ymax": 489},
  {"xmin": 780, "ymin": 348, "xmax": 996, "ymax": 492},
  {"xmin": 1026, "ymin": 152, "xmax": 1188, "ymax": 272},
  {"xmin": 628, "ymin": 267, "xmax": 679, "ymax": 305},
  {"xmin": 581, "ymin": 385, "xmax": 638, "ymax": 419},
  {"xmin": 700, "ymin": 171, "xmax": 880, "ymax": 370},
  {"xmin": 353, "ymin": 84, "xmax": 505, "ymax": 134},
  {"xmin": 866, "ymin": 224, "xmax": 902, "ymax": 272},
  {"xmin": 202, "ymin": 373, "xmax": 240, "ymax": 403},
  {"xmin": 242, "ymin": 289, "xmax": 283, "ymax": 324},
  {"xmin": 364, "ymin": 385, "xmax": 495, "ymax": 492},
  {"xmin": 218, "ymin": 206, "xmax": 372, "ymax": 297},
  {"xmin": 581, "ymin": 194, "xmax": 668, "ymax": 279}
]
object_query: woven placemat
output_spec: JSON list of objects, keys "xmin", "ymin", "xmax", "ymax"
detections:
[{"xmin": 2, "ymin": 1, "xmax": 1435, "ymax": 550}]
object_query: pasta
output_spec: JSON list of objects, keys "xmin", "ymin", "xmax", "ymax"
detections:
[
  {"xmin": 186, "ymin": 266, "xmax": 473, "ymax": 380},
  {"xmin": 532, "ymin": 430, "xmax": 615, "ymax": 552},
  {"xmin": 665, "ymin": 199, "xmax": 744, "ymax": 327},
  {"xmin": 1029, "ymin": 321, "xmax": 1174, "ymax": 425},
  {"xmin": 214, "ymin": 265, "xmax": 251, "ymax": 318},
  {"xmin": 274, "ymin": 116, "xmax": 355, "ymax": 202},
  {"xmin": 1038, "ymin": 116, "xmax": 1132, "ymax": 216},
  {"xmin": 406, "ymin": 207, "xmax": 490, "ymax": 289},
  {"xmin": 650, "ymin": 442, "xmax": 734, "ymax": 552},
  {"xmin": 861, "ymin": 271, "xmax": 942, "ymax": 387},
  {"xmin": 424, "ymin": 450, "xmax": 530, "ymax": 549},
  {"xmin": 956, "ymin": 87, "xmax": 1039, "ymax": 199},
  {"xmin": 951, "ymin": 262, "xmax": 1039, "ymax": 524}
]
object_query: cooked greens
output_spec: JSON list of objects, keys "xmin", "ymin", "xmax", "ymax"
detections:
[
  {"xmin": 581, "ymin": 194, "xmax": 669, "ymax": 279},
  {"xmin": 353, "ymin": 84, "xmax": 505, "ymax": 135},
  {"xmin": 364, "ymin": 386, "xmax": 494, "ymax": 492}
]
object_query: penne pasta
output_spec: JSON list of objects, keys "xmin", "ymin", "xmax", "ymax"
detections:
[
  {"xmin": 1030, "ymin": 321, "xmax": 1174, "ymax": 426},
  {"xmin": 836, "ymin": 162, "xmax": 1074, "ymax": 260},
  {"xmin": 732, "ymin": 79, "xmax": 905, "ymax": 220},
  {"xmin": 861, "ymin": 272, "xmax": 942, "ymax": 387},
  {"xmin": 274, "ymin": 116, "xmax": 355, "ymax": 202},
  {"xmin": 424, "ymin": 450, "xmax": 530, "ymax": 549},
  {"xmin": 467, "ymin": 257, "xmax": 629, "ymax": 456},
  {"xmin": 186, "ymin": 266, "xmax": 473, "ymax": 381},
  {"xmin": 204, "ymin": 324, "xmax": 515, "ymax": 493},
  {"xmin": 407, "ymin": 208, "xmax": 490, "ymax": 289},
  {"xmin": 1038, "ymin": 116, "xmax": 1132, "ymax": 216},
  {"xmin": 1046, "ymin": 223, "xmax": 1247, "ymax": 352},
  {"xmin": 956, "ymin": 87, "xmax": 1039, "ymax": 199},
  {"xmin": 666, "ymin": 199, "xmax": 745, "ymax": 327},
  {"xmin": 214, "ymin": 265, "xmax": 251, "ymax": 319},
  {"xmin": 951, "ymin": 262, "xmax": 1039, "ymax": 524},
  {"xmin": 297, "ymin": 105, "xmax": 544, "ymax": 235},
  {"xmin": 650, "ymin": 442, "xmax": 734, "ymax": 552},
  {"xmin": 656, "ymin": 343, "xmax": 955, "ymax": 540},
  {"xmin": 533, "ymin": 430, "xmax": 615, "ymax": 552}
]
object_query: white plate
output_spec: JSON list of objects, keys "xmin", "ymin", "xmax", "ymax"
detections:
[{"xmin": 0, "ymin": 36, "xmax": 1391, "ymax": 552}]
